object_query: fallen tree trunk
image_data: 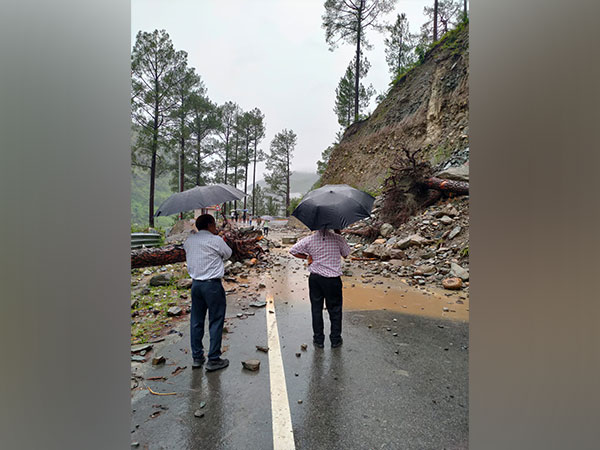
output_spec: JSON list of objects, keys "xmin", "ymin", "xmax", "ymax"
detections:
[
  {"xmin": 423, "ymin": 177, "xmax": 469, "ymax": 195},
  {"xmin": 131, "ymin": 228, "xmax": 265, "ymax": 269},
  {"xmin": 131, "ymin": 245, "xmax": 186, "ymax": 269}
]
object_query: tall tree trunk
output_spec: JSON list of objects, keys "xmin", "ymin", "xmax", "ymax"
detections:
[
  {"xmin": 354, "ymin": 2, "xmax": 363, "ymax": 123},
  {"xmin": 233, "ymin": 133, "xmax": 238, "ymax": 211},
  {"xmin": 464, "ymin": 0, "xmax": 467, "ymax": 18},
  {"xmin": 179, "ymin": 137, "xmax": 185, "ymax": 192},
  {"xmin": 433, "ymin": 0, "xmax": 439, "ymax": 42},
  {"xmin": 252, "ymin": 140, "xmax": 258, "ymax": 216},
  {"xmin": 223, "ymin": 132, "xmax": 229, "ymax": 214},
  {"xmin": 179, "ymin": 118, "xmax": 185, "ymax": 220},
  {"xmin": 398, "ymin": 34, "xmax": 403, "ymax": 74},
  {"xmin": 285, "ymin": 149, "xmax": 290, "ymax": 216},
  {"xmin": 196, "ymin": 136, "xmax": 201, "ymax": 186},
  {"xmin": 149, "ymin": 148, "xmax": 156, "ymax": 228},
  {"xmin": 243, "ymin": 136, "xmax": 249, "ymax": 210},
  {"xmin": 149, "ymin": 88, "xmax": 159, "ymax": 228},
  {"xmin": 179, "ymin": 139, "xmax": 184, "ymax": 220}
]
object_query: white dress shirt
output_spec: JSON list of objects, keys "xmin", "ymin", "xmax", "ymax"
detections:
[{"xmin": 183, "ymin": 230, "xmax": 233, "ymax": 280}]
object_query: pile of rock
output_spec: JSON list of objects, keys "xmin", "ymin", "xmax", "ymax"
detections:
[{"xmin": 343, "ymin": 195, "xmax": 469, "ymax": 291}]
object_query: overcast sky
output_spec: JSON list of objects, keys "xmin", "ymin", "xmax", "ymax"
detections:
[{"xmin": 132, "ymin": 0, "xmax": 429, "ymax": 182}]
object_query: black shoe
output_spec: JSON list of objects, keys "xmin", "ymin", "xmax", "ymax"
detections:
[
  {"xmin": 192, "ymin": 357, "xmax": 205, "ymax": 369},
  {"xmin": 313, "ymin": 340, "xmax": 324, "ymax": 349},
  {"xmin": 331, "ymin": 339, "xmax": 343, "ymax": 348},
  {"xmin": 206, "ymin": 358, "xmax": 229, "ymax": 372}
]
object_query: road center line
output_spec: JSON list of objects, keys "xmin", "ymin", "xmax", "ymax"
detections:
[{"xmin": 266, "ymin": 292, "xmax": 296, "ymax": 450}]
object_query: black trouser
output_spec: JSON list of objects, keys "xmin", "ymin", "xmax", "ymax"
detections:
[
  {"xmin": 308, "ymin": 273, "xmax": 343, "ymax": 345},
  {"xmin": 190, "ymin": 279, "xmax": 226, "ymax": 361}
]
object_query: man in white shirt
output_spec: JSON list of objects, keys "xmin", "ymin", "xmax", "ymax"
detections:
[{"xmin": 183, "ymin": 214, "xmax": 232, "ymax": 372}]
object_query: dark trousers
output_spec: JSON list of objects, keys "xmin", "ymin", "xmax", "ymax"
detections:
[
  {"xmin": 190, "ymin": 279, "xmax": 226, "ymax": 361},
  {"xmin": 308, "ymin": 273, "xmax": 343, "ymax": 345}
]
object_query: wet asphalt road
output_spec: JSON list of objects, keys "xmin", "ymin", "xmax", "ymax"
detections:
[{"xmin": 131, "ymin": 245, "xmax": 468, "ymax": 450}]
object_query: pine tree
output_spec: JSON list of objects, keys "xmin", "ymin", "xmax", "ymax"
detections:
[
  {"xmin": 215, "ymin": 101, "xmax": 239, "ymax": 214},
  {"xmin": 421, "ymin": 0, "xmax": 462, "ymax": 44},
  {"xmin": 131, "ymin": 29, "xmax": 186, "ymax": 226},
  {"xmin": 168, "ymin": 65, "xmax": 202, "ymax": 195},
  {"xmin": 384, "ymin": 13, "xmax": 415, "ymax": 80},
  {"xmin": 248, "ymin": 108, "xmax": 266, "ymax": 216},
  {"xmin": 334, "ymin": 55, "xmax": 375, "ymax": 129},
  {"xmin": 265, "ymin": 129, "xmax": 297, "ymax": 217},
  {"xmin": 187, "ymin": 93, "xmax": 220, "ymax": 187},
  {"xmin": 322, "ymin": 0, "xmax": 397, "ymax": 122}
]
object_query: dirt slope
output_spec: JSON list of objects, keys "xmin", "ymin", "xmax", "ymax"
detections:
[{"xmin": 321, "ymin": 24, "xmax": 469, "ymax": 192}]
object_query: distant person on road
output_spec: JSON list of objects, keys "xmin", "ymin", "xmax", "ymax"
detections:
[
  {"xmin": 249, "ymin": 216, "xmax": 253, "ymax": 227},
  {"xmin": 263, "ymin": 220, "xmax": 269, "ymax": 236},
  {"xmin": 183, "ymin": 214, "xmax": 233, "ymax": 372},
  {"xmin": 289, "ymin": 229, "xmax": 351, "ymax": 348},
  {"xmin": 242, "ymin": 211, "xmax": 247, "ymax": 223},
  {"xmin": 234, "ymin": 210, "xmax": 239, "ymax": 223}
]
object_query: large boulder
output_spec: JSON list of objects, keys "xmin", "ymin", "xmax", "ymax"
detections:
[
  {"xmin": 394, "ymin": 234, "xmax": 430, "ymax": 249},
  {"xmin": 149, "ymin": 273, "xmax": 174, "ymax": 286},
  {"xmin": 436, "ymin": 163, "xmax": 469, "ymax": 182},
  {"xmin": 380, "ymin": 223, "xmax": 394, "ymax": 238},
  {"xmin": 362, "ymin": 244, "xmax": 391, "ymax": 260},
  {"xmin": 450, "ymin": 262, "xmax": 469, "ymax": 281},
  {"xmin": 176, "ymin": 278, "xmax": 193, "ymax": 289}
]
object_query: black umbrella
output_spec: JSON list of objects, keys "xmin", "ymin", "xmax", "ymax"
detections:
[
  {"xmin": 155, "ymin": 184, "xmax": 246, "ymax": 217},
  {"xmin": 291, "ymin": 184, "xmax": 375, "ymax": 231}
]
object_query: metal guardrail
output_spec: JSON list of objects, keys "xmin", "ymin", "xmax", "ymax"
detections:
[{"xmin": 131, "ymin": 233, "xmax": 162, "ymax": 249}]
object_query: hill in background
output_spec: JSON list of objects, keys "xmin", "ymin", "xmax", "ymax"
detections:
[{"xmin": 254, "ymin": 171, "xmax": 319, "ymax": 197}]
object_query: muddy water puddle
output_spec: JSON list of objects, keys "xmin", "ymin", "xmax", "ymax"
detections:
[{"xmin": 262, "ymin": 247, "xmax": 469, "ymax": 322}]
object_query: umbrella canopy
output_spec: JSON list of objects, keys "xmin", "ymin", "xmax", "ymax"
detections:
[
  {"xmin": 155, "ymin": 184, "xmax": 246, "ymax": 217},
  {"xmin": 291, "ymin": 184, "xmax": 375, "ymax": 231}
]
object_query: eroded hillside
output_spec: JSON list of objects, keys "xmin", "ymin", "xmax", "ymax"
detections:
[{"xmin": 322, "ymin": 24, "xmax": 469, "ymax": 192}]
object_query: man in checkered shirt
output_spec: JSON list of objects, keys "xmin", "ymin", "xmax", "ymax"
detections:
[
  {"xmin": 289, "ymin": 229, "xmax": 351, "ymax": 348},
  {"xmin": 184, "ymin": 214, "xmax": 232, "ymax": 372}
]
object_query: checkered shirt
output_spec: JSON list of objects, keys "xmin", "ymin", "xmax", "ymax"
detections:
[
  {"xmin": 183, "ymin": 230, "xmax": 232, "ymax": 281},
  {"xmin": 289, "ymin": 230, "xmax": 351, "ymax": 278}
]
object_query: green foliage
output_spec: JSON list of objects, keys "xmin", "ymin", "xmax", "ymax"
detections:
[
  {"xmin": 322, "ymin": 0, "xmax": 397, "ymax": 122},
  {"xmin": 334, "ymin": 55, "xmax": 375, "ymax": 128},
  {"xmin": 131, "ymin": 29, "xmax": 187, "ymax": 226},
  {"xmin": 439, "ymin": 17, "xmax": 469, "ymax": 51},
  {"xmin": 391, "ymin": 19, "xmax": 468, "ymax": 87},
  {"xmin": 420, "ymin": 0, "xmax": 463, "ymax": 43},
  {"xmin": 459, "ymin": 245, "xmax": 469, "ymax": 258},
  {"xmin": 265, "ymin": 195, "xmax": 281, "ymax": 216},
  {"xmin": 265, "ymin": 129, "xmax": 297, "ymax": 215},
  {"xmin": 316, "ymin": 145, "xmax": 334, "ymax": 176},
  {"xmin": 131, "ymin": 167, "xmax": 174, "ymax": 228},
  {"xmin": 384, "ymin": 13, "xmax": 417, "ymax": 81},
  {"xmin": 287, "ymin": 196, "xmax": 302, "ymax": 216}
]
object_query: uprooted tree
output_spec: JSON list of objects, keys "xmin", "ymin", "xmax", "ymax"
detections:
[
  {"xmin": 381, "ymin": 147, "xmax": 468, "ymax": 225},
  {"xmin": 344, "ymin": 147, "xmax": 468, "ymax": 237},
  {"xmin": 131, "ymin": 224, "xmax": 266, "ymax": 269}
]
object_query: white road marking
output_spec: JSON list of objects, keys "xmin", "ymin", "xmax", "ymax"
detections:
[{"xmin": 266, "ymin": 292, "xmax": 296, "ymax": 450}]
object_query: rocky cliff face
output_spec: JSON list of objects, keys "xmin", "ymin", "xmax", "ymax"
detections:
[{"xmin": 321, "ymin": 24, "xmax": 469, "ymax": 192}]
